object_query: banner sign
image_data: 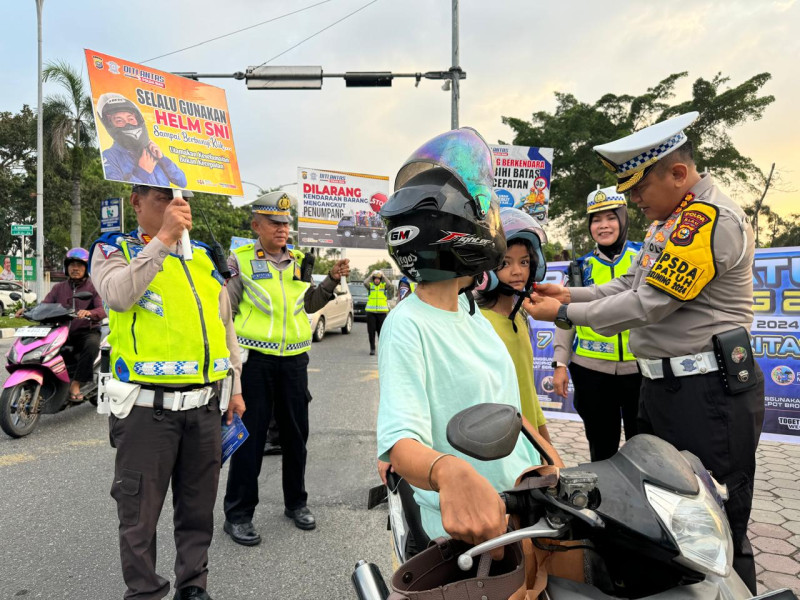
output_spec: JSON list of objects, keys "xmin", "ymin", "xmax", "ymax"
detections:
[
  {"xmin": 1, "ymin": 256, "xmax": 36, "ymax": 282},
  {"xmin": 101, "ymin": 198, "xmax": 123, "ymax": 233},
  {"xmin": 297, "ymin": 167, "xmax": 390, "ymax": 249},
  {"xmin": 85, "ymin": 49, "xmax": 242, "ymax": 196},
  {"xmin": 531, "ymin": 247, "xmax": 800, "ymax": 440},
  {"xmin": 490, "ymin": 145, "xmax": 554, "ymax": 224}
]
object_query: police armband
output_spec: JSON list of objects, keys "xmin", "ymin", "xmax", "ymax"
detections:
[{"xmin": 645, "ymin": 202, "xmax": 718, "ymax": 301}]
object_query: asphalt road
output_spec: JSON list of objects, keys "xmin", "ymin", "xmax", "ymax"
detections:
[{"xmin": 0, "ymin": 324, "xmax": 392, "ymax": 599}]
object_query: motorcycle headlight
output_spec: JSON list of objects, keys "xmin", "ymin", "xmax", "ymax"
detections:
[
  {"xmin": 7, "ymin": 345, "xmax": 19, "ymax": 364},
  {"xmin": 645, "ymin": 475, "xmax": 733, "ymax": 577},
  {"xmin": 22, "ymin": 343, "xmax": 57, "ymax": 364}
]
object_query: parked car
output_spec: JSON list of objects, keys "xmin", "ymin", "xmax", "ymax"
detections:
[
  {"xmin": 309, "ymin": 274, "xmax": 354, "ymax": 342},
  {"xmin": 0, "ymin": 281, "xmax": 37, "ymax": 314},
  {"xmin": 349, "ymin": 282, "xmax": 369, "ymax": 322}
]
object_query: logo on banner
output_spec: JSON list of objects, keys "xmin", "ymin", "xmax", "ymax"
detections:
[
  {"xmin": 771, "ymin": 365, "xmax": 795, "ymax": 385},
  {"xmin": 388, "ymin": 226, "xmax": 419, "ymax": 246}
]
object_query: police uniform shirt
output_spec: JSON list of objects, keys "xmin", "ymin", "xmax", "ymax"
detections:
[
  {"xmin": 553, "ymin": 247, "xmax": 640, "ymax": 376},
  {"xmin": 565, "ymin": 175, "xmax": 754, "ymax": 360},
  {"xmin": 225, "ymin": 239, "xmax": 338, "ymax": 318},
  {"xmin": 90, "ymin": 228, "xmax": 242, "ymax": 395}
]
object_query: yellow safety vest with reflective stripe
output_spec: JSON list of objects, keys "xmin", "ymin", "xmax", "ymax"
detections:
[
  {"xmin": 108, "ymin": 237, "xmax": 231, "ymax": 385},
  {"xmin": 574, "ymin": 246, "xmax": 638, "ymax": 362},
  {"xmin": 233, "ymin": 244, "xmax": 312, "ymax": 356},
  {"xmin": 366, "ymin": 282, "xmax": 389, "ymax": 313}
]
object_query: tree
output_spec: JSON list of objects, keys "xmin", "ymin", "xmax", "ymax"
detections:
[
  {"xmin": 349, "ymin": 267, "xmax": 364, "ymax": 283},
  {"xmin": 42, "ymin": 60, "xmax": 96, "ymax": 248},
  {"xmin": 366, "ymin": 259, "xmax": 392, "ymax": 276},
  {"xmin": 502, "ymin": 72, "xmax": 774, "ymax": 251}
]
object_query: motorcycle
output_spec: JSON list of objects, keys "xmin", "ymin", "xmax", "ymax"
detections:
[
  {"xmin": 354, "ymin": 403, "xmax": 798, "ymax": 600},
  {"xmin": 1, "ymin": 291, "xmax": 103, "ymax": 438}
]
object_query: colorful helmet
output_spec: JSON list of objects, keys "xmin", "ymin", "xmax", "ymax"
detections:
[
  {"xmin": 381, "ymin": 128, "xmax": 506, "ymax": 283},
  {"xmin": 64, "ymin": 247, "xmax": 90, "ymax": 274},
  {"xmin": 475, "ymin": 208, "xmax": 548, "ymax": 293},
  {"xmin": 586, "ymin": 186, "xmax": 626, "ymax": 214}
]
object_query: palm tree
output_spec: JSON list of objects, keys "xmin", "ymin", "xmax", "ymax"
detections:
[{"xmin": 42, "ymin": 60, "xmax": 95, "ymax": 248}]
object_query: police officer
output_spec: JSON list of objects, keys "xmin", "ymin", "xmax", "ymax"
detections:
[
  {"xmin": 223, "ymin": 191, "xmax": 349, "ymax": 545},
  {"xmin": 364, "ymin": 270, "xmax": 393, "ymax": 355},
  {"xmin": 527, "ymin": 112, "xmax": 765, "ymax": 592},
  {"xmin": 552, "ymin": 187, "xmax": 642, "ymax": 461},
  {"xmin": 90, "ymin": 184, "xmax": 245, "ymax": 600}
]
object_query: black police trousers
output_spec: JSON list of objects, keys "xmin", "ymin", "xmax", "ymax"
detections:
[
  {"xmin": 110, "ymin": 398, "xmax": 222, "ymax": 600},
  {"xmin": 569, "ymin": 362, "xmax": 641, "ymax": 462},
  {"xmin": 638, "ymin": 366, "xmax": 765, "ymax": 593},
  {"xmin": 225, "ymin": 351, "xmax": 311, "ymax": 522}
]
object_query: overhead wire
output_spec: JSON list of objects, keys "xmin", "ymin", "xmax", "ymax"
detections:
[
  {"xmin": 256, "ymin": 0, "xmax": 381, "ymax": 67},
  {"xmin": 140, "ymin": 0, "xmax": 334, "ymax": 64}
]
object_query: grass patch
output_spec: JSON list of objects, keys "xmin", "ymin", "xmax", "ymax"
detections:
[{"xmin": 0, "ymin": 316, "xmax": 32, "ymax": 329}]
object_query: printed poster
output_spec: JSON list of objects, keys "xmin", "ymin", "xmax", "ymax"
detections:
[
  {"xmin": 297, "ymin": 167, "xmax": 390, "ymax": 249},
  {"xmin": 490, "ymin": 145, "xmax": 554, "ymax": 224},
  {"xmin": 530, "ymin": 248, "xmax": 800, "ymax": 441},
  {"xmin": 85, "ymin": 49, "xmax": 242, "ymax": 196}
]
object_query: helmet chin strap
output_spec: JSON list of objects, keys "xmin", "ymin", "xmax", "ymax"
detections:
[
  {"xmin": 505, "ymin": 273, "xmax": 536, "ymax": 332},
  {"xmin": 459, "ymin": 278, "xmax": 478, "ymax": 315}
]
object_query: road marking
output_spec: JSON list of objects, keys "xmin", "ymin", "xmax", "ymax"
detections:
[
  {"xmin": 358, "ymin": 369, "xmax": 379, "ymax": 382},
  {"xmin": 308, "ymin": 368, "xmax": 321, "ymax": 373},
  {"xmin": 0, "ymin": 453, "xmax": 36, "ymax": 467},
  {"xmin": 68, "ymin": 439, "xmax": 105, "ymax": 447}
]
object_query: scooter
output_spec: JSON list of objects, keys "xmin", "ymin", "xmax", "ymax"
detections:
[
  {"xmin": 1, "ymin": 291, "xmax": 102, "ymax": 438},
  {"xmin": 354, "ymin": 403, "xmax": 798, "ymax": 600}
]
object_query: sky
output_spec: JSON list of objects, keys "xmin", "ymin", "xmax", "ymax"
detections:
[{"xmin": 2, "ymin": 0, "xmax": 798, "ymax": 270}]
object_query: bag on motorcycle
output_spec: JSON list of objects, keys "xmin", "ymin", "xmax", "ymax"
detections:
[
  {"xmin": 510, "ymin": 468, "xmax": 587, "ymax": 598},
  {"xmin": 388, "ymin": 536, "xmax": 526, "ymax": 600}
]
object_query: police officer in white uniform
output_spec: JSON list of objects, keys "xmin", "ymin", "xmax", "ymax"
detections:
[{"xmin": 527, "ymin": 112, "xmax": 764, "ymax": 592}]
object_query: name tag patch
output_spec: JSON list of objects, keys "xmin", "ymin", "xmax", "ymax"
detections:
[
  {"xmin": 646, "ymin": 251, "xmax": 705, "ymax": 300},
  {"xmin": 252, "ymin": 272, "xmax": 273, "ymax": 280}
]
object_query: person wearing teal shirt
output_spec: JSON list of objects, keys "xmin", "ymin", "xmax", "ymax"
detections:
[{"xmin": 377, "ymin": 128, "xmax": 540, "ymax": 555}]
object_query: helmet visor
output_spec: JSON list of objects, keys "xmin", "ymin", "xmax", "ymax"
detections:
[{"xmin": 394, "ymin": 127, "xmax": 494, "ymax": 218}]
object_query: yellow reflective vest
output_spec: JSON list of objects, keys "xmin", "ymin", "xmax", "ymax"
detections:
[
  {"xmin": 233, "ymin": 244, "xmax": 312, "ymax": 356},
  {"xmin": 574, "ymin": 243, "xmax": 640, "ymax": 362},
  {"xmin": 366, "ymin": 281, "xmax": 389, "ymax": 313},
  {"xmin": 108, "ymin": 237, "xmax": 231, "ymax": 385}
]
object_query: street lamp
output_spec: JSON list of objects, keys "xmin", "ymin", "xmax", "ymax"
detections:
[{"xmin": 35, "ymin": 0, "xmax": 44, "ymax": 299}]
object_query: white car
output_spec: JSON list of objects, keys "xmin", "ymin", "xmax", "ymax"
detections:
[
  {"xmin": 0, "ymin": 281, "xmax": 37, "ymax": 314},
  {"xmin": 308, "ymin": 274, "xmax": 354, "ymax": 342}
]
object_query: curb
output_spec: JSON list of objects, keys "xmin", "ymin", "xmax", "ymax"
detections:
[{"xmin": 0, "ymin": 328, "xmax": 15, "ymax": 339}]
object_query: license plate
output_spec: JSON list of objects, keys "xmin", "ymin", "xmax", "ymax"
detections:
[{"xmin": 14, "ymin": 327, "xmax": 51, "ymax": 338}]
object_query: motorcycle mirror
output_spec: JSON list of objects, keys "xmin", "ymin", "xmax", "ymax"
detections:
[
  {"xmin": 446, "ymin": 403, "xmax": 521, "ymax": 461},
  {"xmin": 72, "ymin": 291, "xmax": 93, "ymax": 301},
  {"xmin": 9, "ymin": 292, "xmax": 21, "ymax": 301}
]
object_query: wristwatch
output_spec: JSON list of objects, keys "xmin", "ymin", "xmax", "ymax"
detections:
[
  {"xmin": 554, "ymin": 303, "xmax": 573, "ymax": 330},
  {"xmin": 551, "ymin": 361, "xmax": 567, "ymax": 369}
]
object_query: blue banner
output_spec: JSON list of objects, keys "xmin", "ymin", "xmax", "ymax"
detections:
[{"xmin": 530, "ymin": 248, "xmax": 800, "ymax": 440}]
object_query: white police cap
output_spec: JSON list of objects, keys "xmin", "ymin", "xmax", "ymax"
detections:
[
  {"xmin": 594, "ymin": 112, "xmax": 699, "ymax": 193},
  {"xmin": 587, "ymin": 186, "xmax": 626, "ymax": 214},
  {"xmin": 249, "ymin": 191, "xmax": 296, "ymax": 223}
]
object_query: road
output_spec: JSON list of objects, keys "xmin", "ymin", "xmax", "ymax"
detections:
[{"xmin": 0, "ymin": 325, "xmax": 392, "ymax": 599}]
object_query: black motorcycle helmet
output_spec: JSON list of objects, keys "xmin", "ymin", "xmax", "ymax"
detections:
[{"xmin": 381, "ymin": 128, "xmax": 506, "ymax": 283}]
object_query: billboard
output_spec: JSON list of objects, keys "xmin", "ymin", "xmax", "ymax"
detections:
[
  {"xmin": 531, "ymin": 248, "xmax": 800, "ymax": 441},
  {"xmin": 84, "ymin": 49, "xmax": 242, "ymax": 196},
  {"xmin": 490, "ymin": 145, "xmax": 554, "ymax": 224},
  {"xmin": 297, "ymin": 167, "xmax": 390, "ymax": 250}
]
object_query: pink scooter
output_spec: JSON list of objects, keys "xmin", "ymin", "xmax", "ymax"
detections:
[{"xmin": 1, "ymin": 291, "xmax": 101, "ymax": 438}]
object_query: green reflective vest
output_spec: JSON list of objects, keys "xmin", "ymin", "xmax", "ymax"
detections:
[
  {"xmin": 366, "ymin": 282, "xmax": 389, "ymax": 313},
  {"xmin": 233, "ymin": 244, "xmax": 312, "ymax": 356},
  {"xmin": 109, "ymin": 237, "xmax": 231, "ymax": 385},
  {"xmin": 574, "ymin": 245, "xmax": 639, "ymax": 362}
]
